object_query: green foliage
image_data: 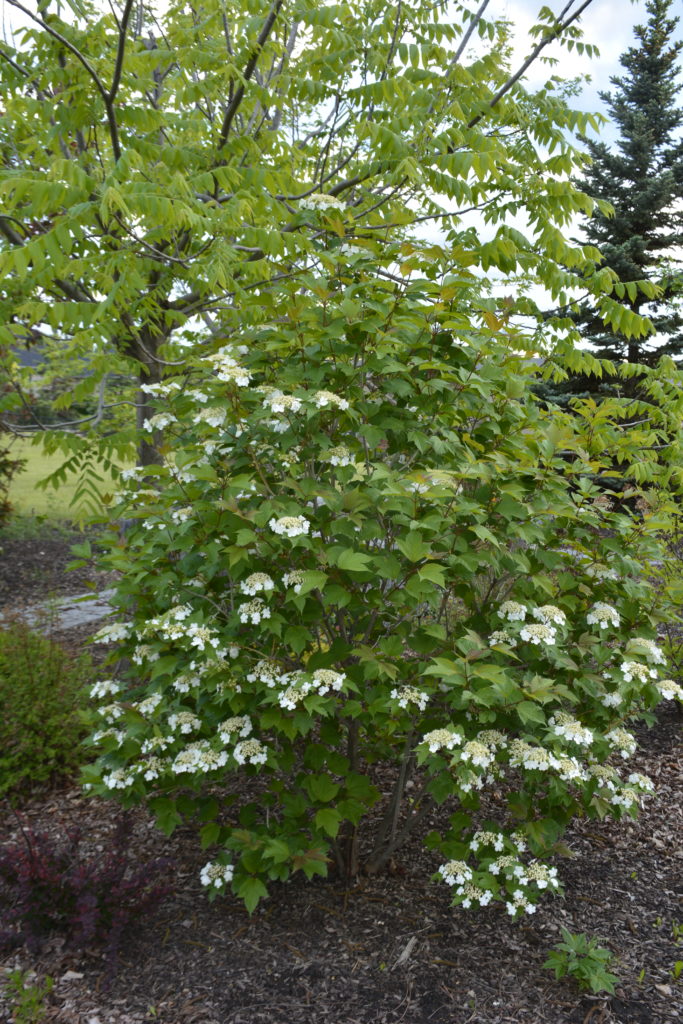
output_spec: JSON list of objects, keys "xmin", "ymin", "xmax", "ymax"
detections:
[
  {"xmin": 544, "ymin": 929, "xmax": 620, "ymax": 994},
  {"xmin": 4, "ymin": 971, "xmax": 53, "ymax": 1024},
  {"xmin": 569, "ymin": 0, "xmax": 683, "ymax": 369},
  {"xmin": 0, "ymin": 622, "xmax": 92, "ymax": 796},
  {"xmin": 0, "ymin": 0, "xmax": 637, "ymax": 471},
  {"xmin": 82, "ymin": 240, "xmax": 683, "ymax": 915},
  {"xmin": 0, "ymin": 437, "xmax": 25, "ymax": 526}
]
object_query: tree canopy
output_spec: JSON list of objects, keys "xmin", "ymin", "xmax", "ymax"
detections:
[
  {"xmin": 0, "ymin": 0, "xmax": 647, "ymax": 480},
  {"xmin": 571, "ymin": 0, "xmax": 683, "ymax": 367}
]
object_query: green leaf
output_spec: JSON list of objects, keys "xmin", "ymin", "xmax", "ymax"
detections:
[
  {"xmin": 336, "ymin": 550, "xmax": 372, "ymax": 572},
  {"xmin": 314, "ymin": 807, "xmax": 342, "ymax": 837},
  {"xmin": 236, "ymin": 876, "xmax": 269, "ymax": 914}
]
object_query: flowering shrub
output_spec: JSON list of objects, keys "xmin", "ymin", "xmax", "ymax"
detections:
[{"xmin": 83, "ymin": 248, "xmax": 683, "ymax": 916}]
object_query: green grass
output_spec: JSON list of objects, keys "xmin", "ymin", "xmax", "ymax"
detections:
[{"xmin": 7, "ymin": 438, "xmax": 127, "ymax": 519}]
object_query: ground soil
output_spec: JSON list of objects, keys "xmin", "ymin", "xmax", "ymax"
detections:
[{"xmin": 1, "ymin": 526, "xmax": 682, "ymax": 1024}]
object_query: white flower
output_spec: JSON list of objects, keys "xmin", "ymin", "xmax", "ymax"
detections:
[
  {"xmin": 134, "ymin": 692, "xmax": 163, "ymax": 716},
  {"xmin": 657, "ymin": 679, "xmax": 683, "ymax": 700},
  {"xmin": 168, "ymin": 711, "xmax": 202, "ymax": 735},
  {"xmin": 93, "ymin": 622, "xmax": 132, "ymax": 643},
  {"xmin": 103, "ymin": 768, "xmax": 136, "ymax": 790},
  {"xmin": 172, "ymin": 741, "xmax": 228, "ymax": 774},
  {"xmin": 269, "ymin": 516, "xmax": 310, "ymax": 538},
  {"xmin": 498, "ymin": 601, "xmax": 527, "ymax": 622},
  {"xmin": 90, "ymin": 679, "xmax": 121, "ymax": 700},
  {"xmin": 218, "ymin": 716, "xmax": 252, "ymax": 742},
  {"xmin": 629, "ymin": 637, "xmax": 666, "ymax": 665},
  {"xmin": 488, "ymin": 630, "xmax": 517, "ymax": 648},
  {"xmin": 240, "ymin": 573, "xmax": 275, "ymax": 596},
  {"xmin": 470, "ymin": 831, "xmax": 505, "ymax": 853},
  {"xmin": 262, "ymin": 390, "xmax": 302, "ymax": 414},
  {"xmin": 586, "ymin": 602, "xmax": 620, "ymax": 629},
  {"xmin": 282, "ymin": 570, "xmax": 304, "ymax": 594},
  {"xmin": 200, "ymin": 861, "xmax": 234, "ymax": 889},
  {"xmin": 421, "ymin": 728, "xmax": 464, "ymax": 753},
  {"xmin": 605, "ymin": 727, "xmax": 637, "ymax": 758},
  {"xmin": 390, "ymin": 686, "xmax": 428, "ymax": 711},
  {"xmin": 311, "ymin": 668, "xmax": 346, "ymax": 694},
  {"xmin": 234, "ymin": 739, "xmax": 268, "ymax": 765},
  {"xmin": 312, "ymin": 389, "xmax": 349, "ymax": 411},
  {"xmin": 585, "ymin": 563, "xmax": 619, "ymax": 581},
  {"xmin": 193, "ymin": 407, "xmax": 227, "ymax": 428},
  {"xmin": 206, "ymin": 348, "xmax": 251, "ymax": 387},
  {"xmin": 549, "ymin": 712, "xmax": 593, "ymax": 747},
  {"xmin": 460, "ymin": 740, "xmax": 494, "ymax": 769},
  {"xmin": 621, "ymin": 661, "xmax": 658, "ymax": 684},
  {"xmin": 439, "ymin": 860, "xmax": 472, "ymax": 886},
  {"xmin": 600, "ymin": 691, "xmax": 623, "ymax": 708},
  {"xmin": 300, "ymin": 192, "xmax": 344, "ymax": 213},
  {"xmin": 532, "ymin": 605, "xmax": 566, "ymax": 626},
  {"xmin": 238, "ymin": 598, "xmax": 271, "ymax": 625},
  {"xmin": 326, "ymin": 445, "xmax": 353, "ymax": 467},
  {"xmin": 142, "ymin": 412, "xmax": 176, "ymax": 431},
  {"xmin": 519, "ymin": 623, "xmax": 556, "ymax": 646}
]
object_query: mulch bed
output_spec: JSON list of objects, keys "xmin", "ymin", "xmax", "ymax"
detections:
[{"xmin": 1, "ymin": 527, "xmax": 682, "ymax": 1024}]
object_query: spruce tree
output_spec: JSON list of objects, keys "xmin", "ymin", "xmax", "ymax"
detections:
[{"xmin": 573, "ymin": 0, "xmax": 683, "ymax": 368}]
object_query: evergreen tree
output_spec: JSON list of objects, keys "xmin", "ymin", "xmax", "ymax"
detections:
[{"xmin": 573, "ymin": 0, "xmax": 683, "ymax": 369}]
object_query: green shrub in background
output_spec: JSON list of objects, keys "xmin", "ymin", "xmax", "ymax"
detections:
[{"xmin": 0, "ymin": 622, "xmax": 92, "ymax": 796}]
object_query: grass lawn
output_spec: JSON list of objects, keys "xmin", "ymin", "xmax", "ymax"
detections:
[{"xmin": 6, "ymin": 437, "xmax": 129, "ymax": 519}]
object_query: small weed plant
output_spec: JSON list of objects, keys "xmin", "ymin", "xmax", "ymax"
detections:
[
  {"xmin": 0, "ymin": 813, "xmax": 173, "ymax": 973},
  {"xmin": 3, "ymin": 970, "xmax": 53, "ymax": 1024},
  {"xmin": 544, "ymin": 929, "xmax": 620, "ymax": 994},
  {"xmin": 0, "ymin": 621, "xmax": 92, "ymax": 796}
]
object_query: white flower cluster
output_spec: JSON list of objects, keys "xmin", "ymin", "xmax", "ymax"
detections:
[
  {"xmin": 205, "ymin": 348, "xmax": 251, "ymax": 386},
  {"xmin": 172, "ymin": 741, "xmax": 228, "ymax": 775},
  {"xmin": 143, "ymin": 412, "xmax": 177, "ymax": 432},
  {"xmin": 140, "ymin": 381, "xmax": 181, "ymax": 397},
  {"xmin": 585, "ymin": 563, "xmax": 619, "ymax": 581},
  {"xmin": 422, "ymin": 727, "xmax": 464, "ymax": 753},
  {"xmin": 234, "ymin": 739, "xmax": 268, "ymax": 765},
  {"xmin": 488, "ymin": 630, "xmax": 517, "ymax": 648},
  {"xmin": 103, "ymin": 768, "xmax": 136, "ymax": 790},
  {"xmin": 218, "ymin": 716, "xmax": 253, "ymax": 742},
  {"xmin": 200, "ymin": 861, "xmax": 234, "ymax": 889},
  {"xmin": 587, "ymin": 602, "xmax": 620, "ymax": 629},
  {"xmin": 549, "ymin": 712, "xmax": 593, "ymax": 747},
  {"xmin": 134, "ymin": 692, "xmax": 163, "ymax": 716},
  {"xmin": 498, "ymin": 601, "xmax": 526, "ymax": 622},
  {"xmin": 390, "ymin": 686, "xmax": 429, "ymax": 711},
  {"xmin": 470, "ymin": 831, "xmax": 505, "ymax": 853},
  {"xmin": 261, "ymin": 389, "xmax": 302, "ymax": 414},
  {"xmin": 282, "ymin": 571, "xmax": 304, "ymax": 593},
  {"xmin": 93, "ymin": 622, "xmax": 132, "ymax": 644},
  {"xmin": 193, "ymin": 407, "xmax": 227, "ymax": 429},
  {"xmin": 533, "ymin": 605, "xmax": 566, "ymax": 626},
  {"xmin": 519, "ymin": 623, "xmax": 556, "ymax": 646},
  {"xmin": 90, "ymin": 679, "xmax": 121, "ymax": 700},
  {"xmin": 238, "ymin": 598, "xmax": 271, "ymax": 625},
  {"xmin": 621, "ymin": 661, "xmax": 658, "ymax": 684},
  {"xmin": 299, "ymin": 192, "xmax": 344, "ymax": 212},
  {"xmin": 168, "ymin": 711, "xmax": 202, "ymax": 734},
  {"xmin": 269, "ymin": 516, "xmax": 310, "ymax": 538},
  {"xmin": 605, "ymin": 727, "xmax": 637, "ymax": 758},
  {"xmin": 277, "ymin": 668, "xmax": 346, "ymax": 709},
  {"xmin": 629, "ymin": 637, "xmax": 666, "ymax": 665},
  {"xmin": 460, "ymin": 739, "xmax": 495, "ymax": 769},
  {"xmin": 312, "ymin": 390, "xmax": 349, "ymax": 411},
  {"xmin": 439, "ymin": 860, "xmax": 472, "ymax": 886},
  {"xmin": 657, "ymin": 679, "xmax": 683, "ymax": 700},
  {"xmin": 325, "ymin": 445, "xmax": 353, "ymax": 467},
  {"xmin": 240, "ymin": 573, "xmax": 275, "ymax": 596}
]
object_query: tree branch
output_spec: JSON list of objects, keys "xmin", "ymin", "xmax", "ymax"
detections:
[
  {"xmin": 217, "ymin": 0, "xmax": 285, "ymax": 149},
  {"xmin": 109, "ymin": 0, "xmax": 135, "ymax": 103},
  {"xmin": 6, "ymin": 0, "xmax": 123, "ymax": 161}
]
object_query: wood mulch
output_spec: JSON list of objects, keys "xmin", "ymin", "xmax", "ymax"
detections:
[{"xmin": 1, "ymin": 525, "xmax": 682, "ymax": 1024}]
